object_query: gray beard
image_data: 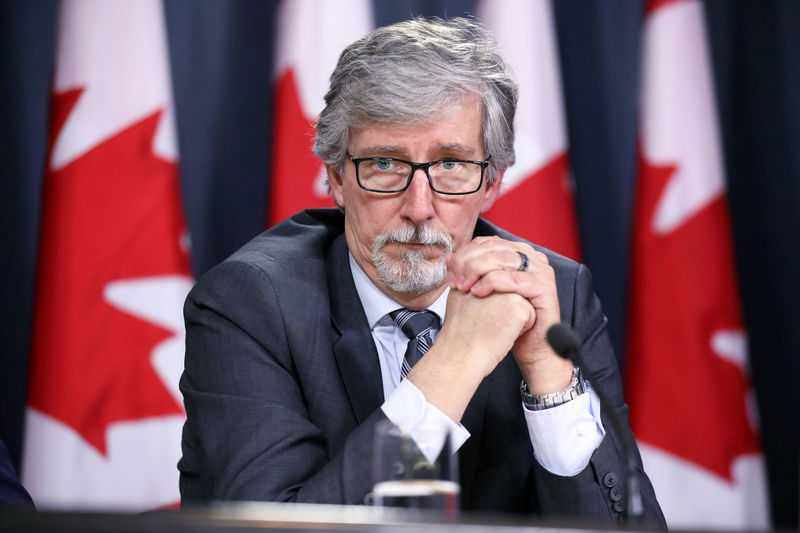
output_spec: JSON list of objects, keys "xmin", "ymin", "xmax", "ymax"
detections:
[{"xmin": 372, "ymin": 225, "xmax": 454, "ymax": 295}]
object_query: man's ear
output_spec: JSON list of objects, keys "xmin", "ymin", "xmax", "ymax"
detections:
[
  {"xmin": 327, "ymin": 164, "xmax": 346, "ymax": 208},
  {"xmin": 480, "ymin": 171, "xmax": 504, "ymax": 214}
]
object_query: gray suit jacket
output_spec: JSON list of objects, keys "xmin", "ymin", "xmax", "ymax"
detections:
[{"xmin": 179, "ymin": 209, "xmax": 665, "ymax": 525}]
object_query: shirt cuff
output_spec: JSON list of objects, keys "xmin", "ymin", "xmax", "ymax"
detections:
[
  {"xmin": 523, "ymin": 381, "xmax": 605, "ymax": 476},
  {"xmin": 381, "ymin": 379, "xmax": 471, "ymax": 461}
]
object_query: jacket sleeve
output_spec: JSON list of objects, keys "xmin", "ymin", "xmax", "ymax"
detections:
[
  {"xmin": 178, "ymin": 259, "xmax": 382, "ymax": 506},
  {"xmin": 531, "ymin": 262, "xmax": 666, "ymax": 527}
]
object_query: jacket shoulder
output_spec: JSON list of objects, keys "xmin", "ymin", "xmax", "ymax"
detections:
[
  {"xmin": 186, "ymin": 209, "xmax": 344, "ymax": 321},
  {"xmin": 227, "ymin": 208, "xmax": 345, "ymax": 268}
]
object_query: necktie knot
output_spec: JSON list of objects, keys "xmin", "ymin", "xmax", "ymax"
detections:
[
  {"xmin": 389, "ymin": 309, "xmax": 440, "ymax": 379},
  {"xmin": 389, "ymin": 309, "xmax": 439, "ymax": 340}
]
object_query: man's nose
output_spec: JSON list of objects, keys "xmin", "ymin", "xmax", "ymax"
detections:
[{"xmin": 400, "ymin": 169, "xmax": 435, "ymax": 222}]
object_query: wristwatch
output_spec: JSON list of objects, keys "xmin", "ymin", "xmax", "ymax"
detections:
[{"xmin": 520, "ymin": 366, "xmax": 584, "ymax": 410}]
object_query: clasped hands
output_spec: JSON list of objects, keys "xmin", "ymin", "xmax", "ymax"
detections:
[
  {"xmin": 405, "ymin": 236, "xmax": 574, "ymax": 423},
  {"xmin": 443, "ymin": 237, "xmax": 572, "ymax": 394}
]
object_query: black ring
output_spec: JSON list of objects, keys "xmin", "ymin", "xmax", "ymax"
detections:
[{"xmin": 516, "ymin": 251, "xmax": 529, "ymax": 272}]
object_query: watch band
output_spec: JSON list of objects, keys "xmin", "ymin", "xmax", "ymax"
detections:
[{"xmin": 520, "ymin": 366, "xmax": 584, "ymax": 410}]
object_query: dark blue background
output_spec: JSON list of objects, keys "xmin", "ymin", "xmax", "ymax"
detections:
[{"xmin": 1, "ymin": 0, "xmax": 798, "ymax": 526}]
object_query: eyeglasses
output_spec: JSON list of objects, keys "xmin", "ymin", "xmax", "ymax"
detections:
[{"xmin": 348, "ymin": 154, "xmax": 492, "ymax": 195}]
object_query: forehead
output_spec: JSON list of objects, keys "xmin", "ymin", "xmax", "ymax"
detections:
[{"xmin": 349, "ymin": 96, "xmax": 484, "ymax": 159}]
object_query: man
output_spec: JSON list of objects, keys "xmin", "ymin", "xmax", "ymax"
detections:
[{"xmin": 179, "ymin": 17, "xmax": 664, "ymax": 524}]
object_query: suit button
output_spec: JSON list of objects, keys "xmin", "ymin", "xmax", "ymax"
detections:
[
  {"xmin": 603, "ymin": 472, "xmax": 618, "ymax": 488},
  {"xmin": 609, "ymin": 485, "xmax": 623, "ymax": 501},
  {"xmin": 613, "ymin": 500, "xmax": 624, "ymax": 513}
]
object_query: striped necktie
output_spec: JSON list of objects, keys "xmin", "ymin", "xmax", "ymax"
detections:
[{"xmin": 389, "ymin": 309, "xmax": 440, "ymax": 379}]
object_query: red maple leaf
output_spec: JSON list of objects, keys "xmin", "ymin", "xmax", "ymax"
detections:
[
  {"xmin": 485, "ymin": 152, "xmax": 582, "ymax": 260},
  {"xmin": 28, "ymin": 88, "xmax": 191, "ymax": 455},
  {"xmin": 269, "ymin": 68, "xmax": 335, "ymax": 226},
  {"xmin": 626, "ymin": 155, "xmax": 760, "ymax": 481}
]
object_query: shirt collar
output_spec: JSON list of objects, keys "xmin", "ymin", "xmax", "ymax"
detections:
[{"xmin": 348, "ymin": 252, "xmax": 447, "ymax": 329}]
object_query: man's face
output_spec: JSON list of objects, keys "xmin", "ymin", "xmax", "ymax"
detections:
[{"xmin": 327, "ymin": 96, "xmax": 502, "ymax": 306}]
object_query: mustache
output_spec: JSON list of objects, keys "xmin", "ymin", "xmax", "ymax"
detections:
[{"xmin": 374, "ymin": 225, "xmax": 454, "ymax": 252}]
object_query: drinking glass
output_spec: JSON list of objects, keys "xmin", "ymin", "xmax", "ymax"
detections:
[{"xmin": 372, "ymin": 419, "xmax": 459, "ymax": 516}]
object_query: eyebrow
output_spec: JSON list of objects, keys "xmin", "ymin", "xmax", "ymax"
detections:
[{"xmin": 356, "ymin": 143, "xmax": 479, "ymax": 159}]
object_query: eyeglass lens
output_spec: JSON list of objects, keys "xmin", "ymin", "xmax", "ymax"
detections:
[{"xmin": 358, "ymin": 159, "xmax": 483, "ymax": 193}]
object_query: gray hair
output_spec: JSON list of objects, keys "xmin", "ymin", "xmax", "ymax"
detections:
[{"xmin": 313, "ymin": 16, "xmax": 518, "ymax": 185}]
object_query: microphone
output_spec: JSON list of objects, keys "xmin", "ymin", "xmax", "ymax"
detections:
[
  {"xmin": 546, "ymin": 323, "xmax": 644, "ymax": 521},
  {"xmin": 545, "ymin": 323, "xmax": 582, "ymax": 363}
]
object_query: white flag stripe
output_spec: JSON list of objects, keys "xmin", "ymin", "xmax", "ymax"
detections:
[
  {"xmin": 23, "ymin": 410, "xmax": 185, "ymax": 511},
  {"xmin": 51, "ymin": 0, "xmax": 178, "ymax": 168},
  {"xmin": 639, "ymin": 443, "xmax": 769, "ymax": 529},
  {"xmin": 641, "ymin": 1, "xmax": 725, "ymax": 234}
]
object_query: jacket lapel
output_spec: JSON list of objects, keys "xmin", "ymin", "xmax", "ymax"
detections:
[{"xmin": 327, "ymin": 235, "xmax": 385, "ymax": 424}]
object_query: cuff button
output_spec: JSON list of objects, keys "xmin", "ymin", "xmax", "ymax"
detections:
[{"xmin": 603, "ymin": 472, "xmax": 618, "ymax": 488}]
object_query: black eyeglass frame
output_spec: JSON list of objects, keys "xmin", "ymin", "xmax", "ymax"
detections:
[{"xmin": 348, "ymin": 153, "xmax": 492, "ymax": 195}]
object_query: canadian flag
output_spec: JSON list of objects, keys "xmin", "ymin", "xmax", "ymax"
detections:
[
  {"xmin": 268, "ymin": 0, "xmax": 372, "ymax": 226},
  {"xmin": 626, "ymin": 0, "xmax": 769, "ymax": 528},
  {"xmin": 477, "ymin": 0, "xmax": 581, "ymax": 260},
  {"xmin": 22, "ymin": 0, "xmax": 193, "ymax": 510}
]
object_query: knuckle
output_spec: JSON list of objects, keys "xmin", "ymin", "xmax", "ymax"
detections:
[
  {"xmin": 463, "ymin": 255, "xmax": 480, "ymax": 273},
  {"xmin": 531, "ymin": 250, "xmax": 549, "ymax": 264}
]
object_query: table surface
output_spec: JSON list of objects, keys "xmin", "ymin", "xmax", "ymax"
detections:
[{"xmin": 0, "ymin": 501, "xmax": 663, "ymax": 533}]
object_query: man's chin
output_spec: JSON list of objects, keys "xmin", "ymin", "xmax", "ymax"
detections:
[
  {"xmin": 374, "ymin": 253, "xmax": 447, "ymax": 295},
  {"xmin": 385, "ymin": 276, "xmax": 445, "ymax": 296}
]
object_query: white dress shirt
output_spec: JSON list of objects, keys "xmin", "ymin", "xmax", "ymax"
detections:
[{"xmin": 349, "ymin": 253, "xmax": 605, "ymax": 475}]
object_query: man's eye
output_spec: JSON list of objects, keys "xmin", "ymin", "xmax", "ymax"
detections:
[
  {"xmin": 374, "ymin": 159, "xmax": 394, "ymax": 171},
  {"xmin": 440, "ymin": 161, "xmax": 460, "ymax": 171}
]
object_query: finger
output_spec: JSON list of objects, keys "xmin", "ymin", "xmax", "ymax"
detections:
[
  {"xmin": 453, "ymin": 248, "xmax": 526, "ymax": 290},
  {"xmin": 470, "ymin": 266, "xmax": 556, "ymax": 302},
  {"xmin": 448, "ymin": 237, "xmax": 503, "ymax": 280},
  {"xmin": 449, "ymin": 240, "xmax": 546, "ymax": 290},
  {"xmin": 470, "ymin": 265, "xmax": 560, "ymax": 322},
  {"xmin": 451, "ymin": 238, "xmax": 549, "ymax": 275},
  {"xmin": 456, "ymin": 249, "xmax": 548, "ymax": 291}
]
